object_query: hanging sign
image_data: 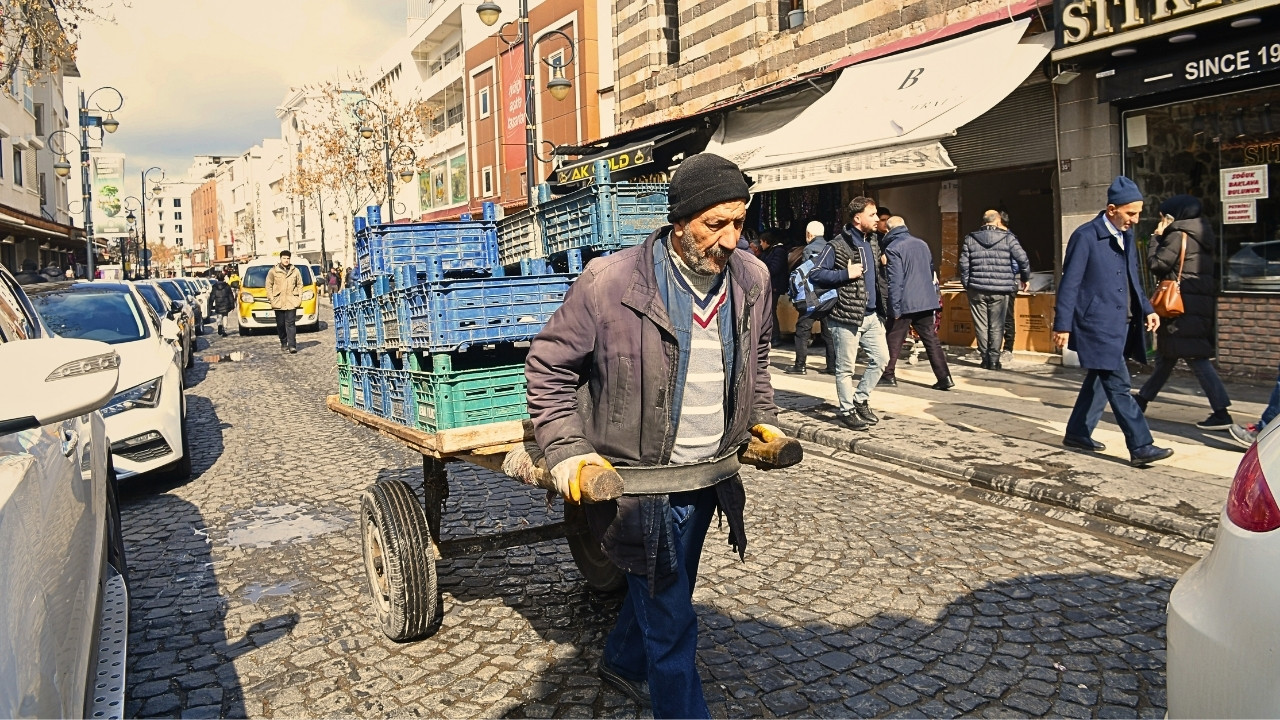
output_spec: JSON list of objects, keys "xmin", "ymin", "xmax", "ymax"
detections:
[
  {"xmin": 502, "ymin": 44, "xmax": 527, "ymax": 172},
  {"xmin": 1220, "ymin": 165, "xmax": 1269, "ymax": 202}
]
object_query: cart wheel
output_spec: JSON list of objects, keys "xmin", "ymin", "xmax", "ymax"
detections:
[
  {"xmin": 360, "ymin": 480, "xmax": 439, "ymax": 641},
  {"xmin": 564, "ymin": 504, "xmax": 625, "ymax": 592}
]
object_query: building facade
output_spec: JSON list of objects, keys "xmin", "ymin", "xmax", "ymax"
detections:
[{"xmin": 1051, "ymin": 0, "xmax": 1280, "ymax": 378}]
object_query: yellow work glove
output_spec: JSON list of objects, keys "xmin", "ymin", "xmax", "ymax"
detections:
[
  {"xmin": 550, "ymin": 453, "xmax": 613, "ymax": 503},
  {"xmin": 750, "ymin": 423, "xmax": 786, "ymax": 443}
]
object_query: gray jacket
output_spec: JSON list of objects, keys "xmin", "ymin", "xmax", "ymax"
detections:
[{"xmin": 959, "ymin": 226, "xmax": 1030, "ymax": 293}]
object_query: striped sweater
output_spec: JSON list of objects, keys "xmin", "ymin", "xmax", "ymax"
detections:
[{"xmin": 668, "ymin": 247, "xmax": 728, "ymax": 464}]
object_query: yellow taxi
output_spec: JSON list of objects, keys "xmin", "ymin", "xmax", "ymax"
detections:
[{"xmin": 236, "ymin": 256, "xmax": 319, "ymax": 335}]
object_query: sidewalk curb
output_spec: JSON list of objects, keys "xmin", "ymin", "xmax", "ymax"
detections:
[{"xmin": 775, "ymin": 410, "xmax": 1219, "ymax": 544}]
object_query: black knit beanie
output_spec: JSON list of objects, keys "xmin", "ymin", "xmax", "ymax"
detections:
[{"xmin": 666, "ymin": 153, "xmax": 751, "ymax": 223}]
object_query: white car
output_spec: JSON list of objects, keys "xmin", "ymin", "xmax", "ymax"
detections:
[
  {"xmin": 173, "ymin": 277, "xmax": 208, "ymax": 334},
  {"xmin": 1167, "ymin": 419, "xmax": 1280, "ymax": 717},
  {"xmin": 133, "ymin": 281, "xmax": 194, "ymax": 370},
  {"xmin": 0, "ymin": 264, "xmax": 129, "ymax": 718},
  {"xmin": 27, "ymin": 281, "xmax": 190, "ymax": 481}
]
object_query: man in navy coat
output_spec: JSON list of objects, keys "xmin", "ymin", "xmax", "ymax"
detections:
[{"xmin": 1054, "ymin": 176, "xmax": 1174, "ymax": 467}]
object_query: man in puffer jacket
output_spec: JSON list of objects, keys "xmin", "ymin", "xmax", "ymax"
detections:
[{"xmin": 959, "ymin": 209, "xmax": 1030, "ymax": 369}]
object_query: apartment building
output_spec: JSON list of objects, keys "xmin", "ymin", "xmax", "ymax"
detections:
[
  {"xmin": 0, "ymin": 34, "xmax": 82, "ymax": 275},
  {"xmin": 277, "ymin": 87, "xmax": 349, "ymax": 269}
]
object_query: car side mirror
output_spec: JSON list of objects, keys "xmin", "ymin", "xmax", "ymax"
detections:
[
  {"xmin": 0, "ymin": 338, "xmax": 120, "ymax": 432},
  {"xmin": 161, "ymin": 317, "xmax": 182, "ymax": 342},
  {"xmin": 170, "ymin": 301, "xmax": 183, "ymax": 315}
]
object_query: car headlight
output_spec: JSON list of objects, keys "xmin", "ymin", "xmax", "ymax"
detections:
[
  {"xmin": 101, "ymin": 377, "xmax": 163, "ymax": 418},
  {"xmin": 240, "ymin": 292, "xmax": 254, "ymax": 303},
  {"xmin": 302, "ymin": 290, "xmax": 315, "ymax": 301}
]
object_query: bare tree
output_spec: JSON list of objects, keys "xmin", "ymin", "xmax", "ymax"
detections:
[
  {"xmin": 284, "ymin": 74, "xmax": 433, "ymax": 225},
  {"xmin": 0, "ymin": 0, "xmax": 116, "ymax": 84}
]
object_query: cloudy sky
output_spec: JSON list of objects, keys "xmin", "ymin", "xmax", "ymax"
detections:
[{"xmin": 73, "ymin": 0, "xmax": 403, "ymax": 198}]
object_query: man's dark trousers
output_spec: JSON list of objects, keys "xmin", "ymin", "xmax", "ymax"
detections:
[
  {"xmin": 794, "ymin": 314, "xmax": 836, "ymax": 370},
  {"xmin": 602, "ymin": 488, "xmax": 717, "ymax": 719},
  {"xmin": 1066, "ymin": 365, "xmax": 1153, "ymax": 451},
  {"xmin": 883, "ymin": 311, "xmax": 949, "ymax": 382},
  {"xmin": 275, "ymin": 309, "xmax": 297, "ymax": 350}
]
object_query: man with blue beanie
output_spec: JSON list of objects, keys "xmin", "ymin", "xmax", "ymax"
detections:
[{"xmin": 1053, "ymin": 176, "xmax": 1173, "ymax": 467}]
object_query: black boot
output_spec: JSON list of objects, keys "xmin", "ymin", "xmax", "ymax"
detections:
[
  {"xmin": 979, "ymin": 355, "xmax": 991, "ymax": 370},
  {"xmin": 932, "ymin": 375, "xmax": 955, "ymax": 391}
]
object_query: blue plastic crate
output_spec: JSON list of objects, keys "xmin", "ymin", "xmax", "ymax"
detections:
[
  {"xmin": 538, "ymin": 162, "xmax": 668, "ymax": 256},
  {"xmin": 378, "ymin": 291, "xmax": 403, "ymax": 349},
  {"xmin": 362, "ymin": 203, "xmax": 501, "ymax": 278},
  {"xmin": 497, "ymin": 208, "xmax": 540, "ymax": 266},
  {"xmin": 333, "ymin": 304, "xmax": 352, "ymax": 350},
  {"xmin": 381, "ymin": 369, "xmax": 414, "ymax": 425},
  {"xmin": 399, "ymin": 273, "xmax": 573, "ymax": 353},
  {"xmin": 351, "ymin": 367, "xmax": 373, "ymax": 412},
  {"xmin": 355, "ymin": 300, "xmax": 385, "ymax": 351},
  {"xmin": 367, "ymin": 368, "xmax": 388, "ymax": 418}
]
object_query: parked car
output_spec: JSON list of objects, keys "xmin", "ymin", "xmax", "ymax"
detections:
[
  {"xmin": 154, "ymin": 279, "xmax": 199, "ymax": 348},
  {"xmin": 134, "ymin": 280, "xmax": 193, "ymax": 369},
  {"xmin": 1167, "ymin": 418, "xmax": 1280, "ymax": 717},
  {"xmin": 26, "ymin": 281, "xmax": 190, "ymax": 482},
  {"xmin": 173, "ymin": 277, "xmax": 208, "ymax": 334},
  {"xmin": 236, "ymin": 257, "xmax": 319, "ymax": 335},
  {"xmin": 0, "ymin": 263, "xmax": 128, "ymax": 718}
]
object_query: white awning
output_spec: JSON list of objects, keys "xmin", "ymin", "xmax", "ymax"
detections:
[{"xmin": 706, "ymin": 20, "xmax": 1053, "ymax": 193}]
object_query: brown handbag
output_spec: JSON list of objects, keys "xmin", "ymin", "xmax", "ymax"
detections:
[{"xmin": 1150, "ymin": 233, "xmax": 1186, "ymax": 319}]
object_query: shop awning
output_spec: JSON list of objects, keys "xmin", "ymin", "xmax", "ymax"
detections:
[
  {"xmin": 705, "ymin": 20, "xmax": 1053, "ymax": 193},
  {"xmin": 548, "ymin": 126, "xmax": 700, "ymax": 190}
]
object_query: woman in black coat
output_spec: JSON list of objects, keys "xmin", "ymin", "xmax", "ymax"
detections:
[{"xmin": 1134, "ymin": 195, "xmax": 1234, "ymax": 430}]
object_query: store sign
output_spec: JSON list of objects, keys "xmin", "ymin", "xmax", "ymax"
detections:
[
  {"xmin": 555, "ymin": 142, "xmax": 655, "ymax": 185},
  {"xmin": 1224, "ymin": 200, "xmax": 1257, "ymax": 224},
  {"xmin": 1220, "ymin": 164, "xmax": 1270, "ymax": 201},
  {"xmin": 1056, "ymin": 0, "xmax": 1247, "ymax": 47},
  {"xmin": 502, "ymin": 44, "xmax": 526, "ymax": 172},
  {"xmin": 1098, "ymin": 34, "xmax": 1280, "ymax": 102}
]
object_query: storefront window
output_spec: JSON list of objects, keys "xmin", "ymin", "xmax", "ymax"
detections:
[{"xmin": 1123, "ymin": 85, "xmax": 1280, "ymax": 292}]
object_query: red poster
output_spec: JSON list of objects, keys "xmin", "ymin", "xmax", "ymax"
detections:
[{"xmin": 502, "ymin": 44, "xmax": 527, "ymax": 172}]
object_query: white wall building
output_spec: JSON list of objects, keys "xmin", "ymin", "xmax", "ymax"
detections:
[{"xmin": 277, "ymin": 87, "xmax": 351, "ymax": 269}]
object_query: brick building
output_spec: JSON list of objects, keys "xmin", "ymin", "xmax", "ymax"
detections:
[{"xmin": 192, "ymin": 179, "xmax": 221, "ymax": 264}]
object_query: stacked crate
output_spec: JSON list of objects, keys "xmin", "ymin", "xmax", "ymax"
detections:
[
  {"xmin": 334, "ymin": 203, "xmax": 581, "ymax": 435},
  {"xmin": 495, "ymin": 159, "xmax": 670, "ymax": 271}
]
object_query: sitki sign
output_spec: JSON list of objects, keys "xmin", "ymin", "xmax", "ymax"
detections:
[{"xmin": 1058, "ymin": 0, "xmax": 1244, "ymax": 45}]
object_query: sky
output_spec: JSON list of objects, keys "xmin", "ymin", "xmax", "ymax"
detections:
[{"xmin": 72, "ymin": 0, "xmax": 404, "ymax": 199}]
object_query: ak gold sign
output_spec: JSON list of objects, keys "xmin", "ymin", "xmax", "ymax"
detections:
[
  {"xmin": 555, "ymin": 142, "xmax": 655, "ymax": 185},
  {"xmin": 1056, "ymin": 0, "xmax": 1245, "ymax": 46}
]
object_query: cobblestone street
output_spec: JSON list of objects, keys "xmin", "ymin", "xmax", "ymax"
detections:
[{"xmin": 119, "ymin": 312, "xmax": 1190, "ymax": 718}]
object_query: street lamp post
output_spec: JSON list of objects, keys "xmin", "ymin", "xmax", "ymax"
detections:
[
  {"xmin": 50, "ymin": 86, "xmax": 123, "ymax": 280},
  {"xmin": 352, "ymin": 97, "xmax": 418, "ymax": 224},
  {"xmin": 141, "ymin": 167, "xmax": 164, "ymax": 279},
  {"xmin": 123, "ymin": 196, "xmax": 140, "ymax": 277},
  {"xmin": 477, "ymin": 1, "xmax": 576, "ymax": 208}
]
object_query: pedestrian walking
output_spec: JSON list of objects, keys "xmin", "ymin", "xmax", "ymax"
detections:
[
  {"xmin": 1133, "ymin": 194, "xmax": 1234, "ymax": 430},
  {"xmin": 880, "ymin": 217, "xmax": 953, "ymax": 390},
  {"xmin": 1054, "ymin": 176, "xmax": 1173, "ymax": 467},
  {"xmin": 328, "ymin": 263, "xmax": 341, "ymax": 296},
  {"xmin": 526, "ymin": 153, "xmax": 789, "ymax": 719},
  {"xmin": 757, "ymin": 230, "xmax": 790, "ymax": 346},
  {"xmin": 959, "ymin": 209, "xmax": 1031, "ymax": 370},
  {"xmin": 785, "ymin": 221, "xmax": 836, "ymax": 375},
  {"xmin": 265, "ymin": 250, "xmax": 303, "ymax": 354},
  {"xmin": 1229, "ymin": 363, "xmax": 1279, "ymax": 448},
  {"xmin": 808, "ymin": 197, "xmax": 890, "ymax": 429},
  {"xmin": 208, "ymin": 271, "xmax": 236, "ymax": 336}
]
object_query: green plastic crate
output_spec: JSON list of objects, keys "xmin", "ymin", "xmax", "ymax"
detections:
[
  {"xmin": 411, "ymin": 362, "xmax": 529, "ymax": 433},
  {"xmin": 338, "ymin": 365, "xmax": 354, "ymax": 406},
  {"xmin": 337, "ymin": 350, "xmax": 354, "ymax": 368}
]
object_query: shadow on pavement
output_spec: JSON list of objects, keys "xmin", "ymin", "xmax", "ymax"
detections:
[
  {"xmin": 118, "ymin": 487, "xmax": 298, "ymax": 717},
  {"xmin": 491, "ymin": 571, "xmax": 1172, "ymax": 718}
]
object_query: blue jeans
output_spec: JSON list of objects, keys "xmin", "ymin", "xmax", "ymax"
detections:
[
  {"xmin": 1260, "ymin": 364, "xmax": 1280, "ymax": 429},
  {"xmin": 602, "ymin": 488, "xmax": 717, "ymax": 719},
  {"xmin": 827, "ymin": 313, "xmax": 889, "ymax": 412},
  {"xmin": 1066, "ymin": 364, "xmax": 1155, "ymax": 452}
]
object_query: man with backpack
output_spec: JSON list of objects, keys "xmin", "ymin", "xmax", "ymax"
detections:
[
  {"xmin": 808, "ymin": 197, "xmax": 889, "ymax": 431},
  {"xmin": 785, "ymin": 221, "xmax": 836, "ymax": 375}
]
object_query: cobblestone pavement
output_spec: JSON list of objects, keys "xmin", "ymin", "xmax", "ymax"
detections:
[{"xmin": 119, "ymin": 312, "xmax": 1190, "ymax": 718}]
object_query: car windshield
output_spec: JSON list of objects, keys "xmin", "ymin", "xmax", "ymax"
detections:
[
  {"xmin": 30, "ymin": 288, "xmax": 149, "ymax": 344},
  {"xmin": 242, "ymin": 264, "xmax": 312, "ymax": 288},
  {"xmin": 156, "ymin": 281, "xmax": 186, "ymax": 303},
  {"xmin": 134, "ymin": 283, "xmax": 167, "ymax": 316},
  {"xmin": 174, "ymin": 279, "xmax": 196, "ymax": 296}
]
